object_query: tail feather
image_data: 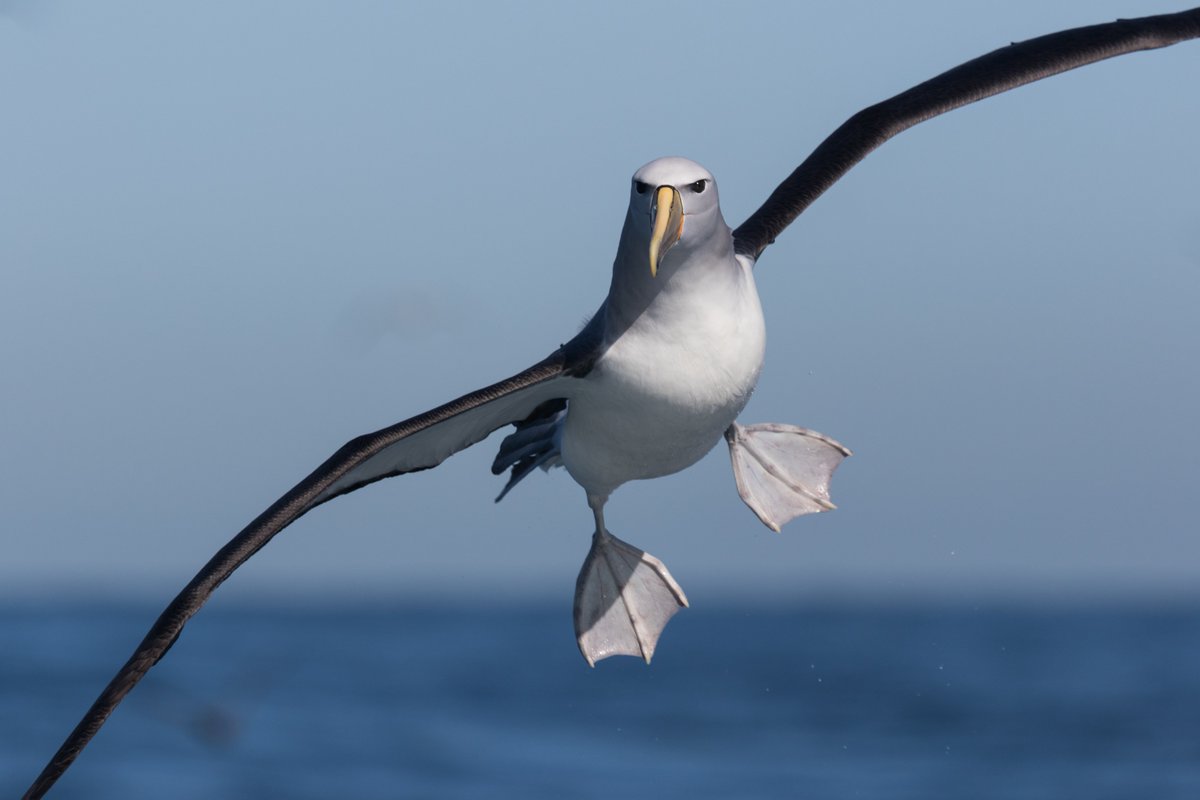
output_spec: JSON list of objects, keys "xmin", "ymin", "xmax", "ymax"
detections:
[
  {"xmin": 492, "ymin": 400, "xmax": 567, "ymax": 502},
  {"xmin": 494, "ymin": 447, "xmax": 561, "ymax": 502}
]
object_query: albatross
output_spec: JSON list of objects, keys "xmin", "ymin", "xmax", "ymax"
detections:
[{"xmin": 23, "ymin": 8, "xmax": 1200, "ymax": 798}]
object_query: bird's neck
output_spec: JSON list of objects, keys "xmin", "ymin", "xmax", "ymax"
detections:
[{"xmin": 602, "ymin": 210, "xmax": 738, "ymax": 337}]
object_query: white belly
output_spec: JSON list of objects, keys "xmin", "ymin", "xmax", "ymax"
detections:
[{"xmin": 561, "ymin": 264, "xmax": 766, "ymax": 498}]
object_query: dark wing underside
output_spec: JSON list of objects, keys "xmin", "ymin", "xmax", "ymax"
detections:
[
  {"xmin": 22, "ymin": 333, "xmax": 599, "ymax": 799},
  {"xmin": 733, "ymin": 7, "xmax": 1200, "ymax": 262}
]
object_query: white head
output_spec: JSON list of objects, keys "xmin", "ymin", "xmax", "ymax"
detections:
[{"xmin": 626, "ymin": 157, "xmax": 728, "ymax": 277}]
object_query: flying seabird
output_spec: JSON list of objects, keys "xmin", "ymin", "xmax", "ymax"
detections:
[{"xmin": 23, "ymin": 8, "xmax": 1200, "ymax": 798}]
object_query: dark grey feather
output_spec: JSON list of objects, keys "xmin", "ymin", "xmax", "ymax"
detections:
[
  {"xmin": 733, "ymin": 8, "xmax": 1200, "ymax": 261},
  {"xmin": 21, "ymin": 329, "xmax": 603, "ymax": 799}
]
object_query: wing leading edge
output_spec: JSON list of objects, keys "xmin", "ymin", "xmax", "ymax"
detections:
[
  {"xmin": 22, "ymin": 337, "xmax": 596, "ymax": 799},
  {"xmin": 733, "ymin": 7, "xmax": 1200, "ymax": 262}
]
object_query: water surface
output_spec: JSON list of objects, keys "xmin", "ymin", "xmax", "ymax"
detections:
[{"xmin": 3, "ymin": 600, "xmax": 1198, "ymax": 798}]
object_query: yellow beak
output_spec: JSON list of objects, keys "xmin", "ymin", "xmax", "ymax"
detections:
[{"xmin": 648, "ymin": 185, "xmax": 684, "ymax": 277}]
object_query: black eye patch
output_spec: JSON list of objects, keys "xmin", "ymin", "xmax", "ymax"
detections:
[
  {"xmin": 689, "ymin": 180, "xmax": 707, "ymax": 193},
  {"xmin": 634, "ymin": 181, "xmax": 650, "ymax": 194}
]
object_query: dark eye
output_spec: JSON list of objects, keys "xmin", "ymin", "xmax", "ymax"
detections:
[
  {"xmin": 634, "ymin": 180, "xmax": 649, "ymax": 194},
  {"xmin": 689, "ymin": 179, "xmax": 706, "ymax": 193}
]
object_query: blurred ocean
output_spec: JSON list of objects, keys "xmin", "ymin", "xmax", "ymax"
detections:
[{"xmin": 3, "ymin": 599, "xmax": 1199, "ymax": 799}]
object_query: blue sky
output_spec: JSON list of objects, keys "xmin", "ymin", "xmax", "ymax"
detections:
[{"xmin": 1, "ymin": 1, "xmax": 1197, "ymax": 602}]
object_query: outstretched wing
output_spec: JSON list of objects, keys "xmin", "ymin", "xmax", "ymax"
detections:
[
  {"xmin": 733, "ymin": 7, "xmax": 1200, "ymax": 262},
  {"xmin": 22, "ymin": 334, "xmax": 599, "ymax": 800}
]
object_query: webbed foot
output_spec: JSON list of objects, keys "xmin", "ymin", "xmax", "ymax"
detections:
[
  {"xmin": 573, "ymin": 530, "xmax": 688, "ymax": 666},
  {"xmin": 725, "ymin": 422, "xmax": 852, "ymax": 532}
]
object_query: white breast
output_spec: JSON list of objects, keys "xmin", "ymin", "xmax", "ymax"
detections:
[{"xmin": 561, "ymin": 258, "xmax": 766, "ymax": 498}]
